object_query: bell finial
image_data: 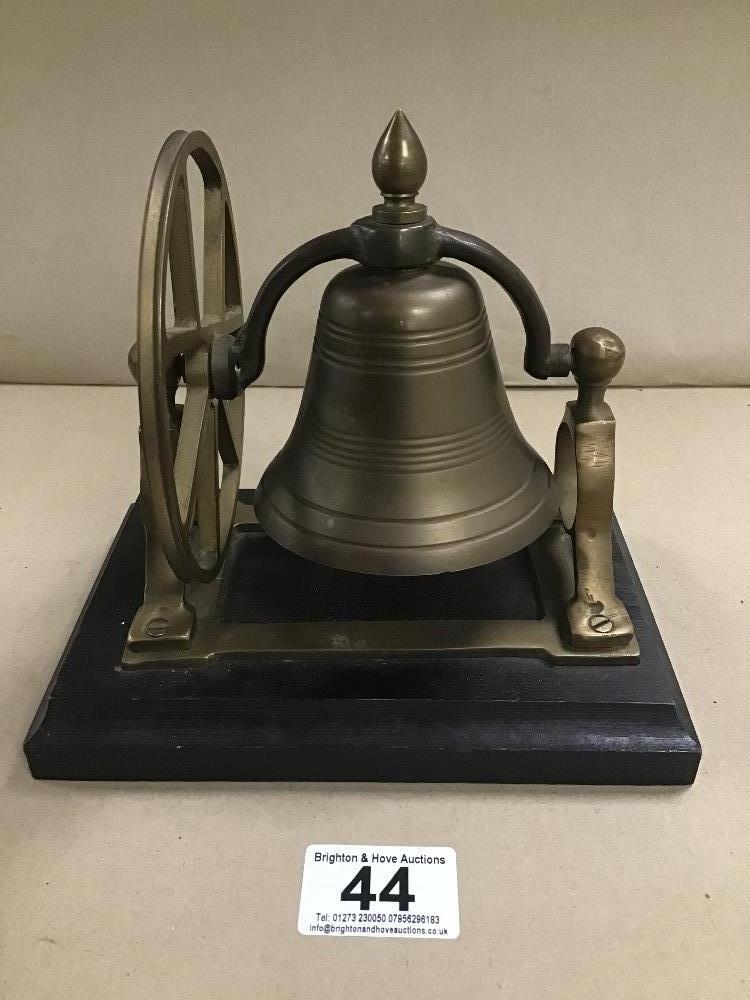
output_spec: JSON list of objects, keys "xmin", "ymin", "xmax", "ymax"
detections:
[{"xmin": 371, "ymin": 110, "xmax": 428, "ymax": 223}]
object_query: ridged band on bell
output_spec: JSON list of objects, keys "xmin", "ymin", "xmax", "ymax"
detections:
[{"xmin": 254, "ymin": 262, "xmax": 559, "ymax": 575}]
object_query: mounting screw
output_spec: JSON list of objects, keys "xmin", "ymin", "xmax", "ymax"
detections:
[
  {"xmin": 145, "ymin": 616, "xmax": 170, "ymax": 638},
  {"xmin": 589, "ymin": 614, "xmax": 613, "ymax": 634}
]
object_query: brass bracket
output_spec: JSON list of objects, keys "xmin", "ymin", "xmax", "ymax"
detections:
[
  {"xmin": 554, "ymin": 328, "xmax": 635, "ymax": 649},
  {"xmin": 127, "ymin": 457, "xmax": 195, "ymax": 650}
]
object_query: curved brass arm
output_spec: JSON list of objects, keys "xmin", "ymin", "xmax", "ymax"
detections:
[
  {"xmin": 214, "ymin": 218, "xmax": 571, "ymax": 397},
  {"xmin": 226, "ymin": 227, "xmax": 358, "ymax": 393},
  {"xmin": 435, "ymin": 227, "xmax": 570, "ymax": 380}
]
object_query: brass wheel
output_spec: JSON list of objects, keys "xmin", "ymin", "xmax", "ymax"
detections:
[{"xmin": 135, "ymin": 130, "xmax": 244, "ymax": 582}]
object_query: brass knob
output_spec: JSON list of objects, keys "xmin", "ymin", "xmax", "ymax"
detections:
[
  {"xmin": 570, "ymin": 328, "xmax": 625, "ymax": 388},
  {"xmin": 372, "ymin": 109, "xmax": 427, "ymax": 196},
  {"xmin": 371, "ymin": 110, "xmax": 428, "ymax": 223}
]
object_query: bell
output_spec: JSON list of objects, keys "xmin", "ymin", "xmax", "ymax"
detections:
[{"xmin": 253, "ymin": 114, "xmax": 559, "ymax": 575}]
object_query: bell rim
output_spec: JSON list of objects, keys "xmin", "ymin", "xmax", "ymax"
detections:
[{"xmin": 253, "ymin": 473, "xmax": 559, "ymax": 577}]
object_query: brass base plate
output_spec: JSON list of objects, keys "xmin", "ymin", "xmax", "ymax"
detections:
[{"xmin": 122, "ymin": 498, "xmax": 639, "ymax": 668}]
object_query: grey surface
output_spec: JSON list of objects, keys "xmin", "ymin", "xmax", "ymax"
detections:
[
  {"xmin": 1, "ymin": 385, "xmax": 748, "ymax": 999},
  {"xmin": 1, "ymin": 0, "xmax": 749, "ymax": 388}
]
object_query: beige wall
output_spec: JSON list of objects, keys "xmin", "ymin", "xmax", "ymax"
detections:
[{"xmin": 1, "ymin": 0, "xmax": 748, "ymax": 387}]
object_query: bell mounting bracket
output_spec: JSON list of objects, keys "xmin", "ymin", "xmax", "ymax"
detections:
[
  {"xmin": 211, "ymin": 108, "xmax": 571, "ymax": 398},
  {"xmin": 212, "ymin": 215, "xmax": 572, "ymax": 398}
]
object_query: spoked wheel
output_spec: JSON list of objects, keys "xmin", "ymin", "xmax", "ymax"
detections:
[{"xmin": 134, "ymin": 131, "xmax": 244, "ymax": 583}]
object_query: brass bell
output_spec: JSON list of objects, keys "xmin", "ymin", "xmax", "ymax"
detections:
[
  {"xmin": 227, "ymin": 110, "xmax": 563, "ymax": 575},
  {"xmin": 255, "ymin": 262, "xmax": 556, "ymax": 575}
]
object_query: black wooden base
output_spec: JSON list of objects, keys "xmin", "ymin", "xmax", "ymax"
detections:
[{"xmin": 24, "ymin": 491, "xmax": 700, "ymax": 784}]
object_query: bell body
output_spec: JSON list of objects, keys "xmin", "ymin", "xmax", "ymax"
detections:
[{"xmin": 254, "ymin": 262, "xmax": 558, "ymax": 575}]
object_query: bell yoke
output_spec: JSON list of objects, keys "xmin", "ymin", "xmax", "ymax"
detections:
[{"xmin": 211, "ymin": 110, "xmax": 571, "ymax": 576}]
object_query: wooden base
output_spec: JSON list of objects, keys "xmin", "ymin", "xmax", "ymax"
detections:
[{"xmin": 24, "ymin": 491, "xmax": 700, "ymax": 784}]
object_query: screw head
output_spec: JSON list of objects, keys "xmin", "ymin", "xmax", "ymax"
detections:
[
  {"xmin": 589, "ymin": 613, "xmax": 613, "ymax": 634},
  {"xmin": 145, "ymin": 616, "xmax": 170, "ymax": 638}
]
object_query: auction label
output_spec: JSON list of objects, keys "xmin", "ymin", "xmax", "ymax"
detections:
[{"xmin": 298, "ymin": 844, "xmax": 459, "ymax": 938}]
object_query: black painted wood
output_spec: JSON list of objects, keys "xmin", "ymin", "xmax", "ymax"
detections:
[
  {"xmin": 220, "ymin": 531, "xmax": 542, "ymax": 622},
  {"xmin": 24, "ymin": 491, "xmax": 701, "ymax": 784}
]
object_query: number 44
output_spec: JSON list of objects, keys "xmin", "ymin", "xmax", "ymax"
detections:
[{"xmin": 341, "ymin": 865, "xmax": 415, "ymax": 912}]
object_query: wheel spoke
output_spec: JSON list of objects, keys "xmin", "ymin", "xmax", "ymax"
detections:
[
  {"xmin": 169, "ymin": 174, "xmax": 200, "ymax": 327},
  {"xmin": 203, "ymin": 185, "xmax": 225, "ymax": 320},
  {"xmin": 217, "ymin": 398, "xmax": 242, "ymax": 466},
  {"xmin": 223, "ymin": 201, "xmax": 242, "ymax": 312},
  {"xmin": 219, "ymin": 458, "xmax": 240, "ymax": 538},
  {"xmin": 196, "ymin": 403, "xmax": 219, "ymax": 556},
  {"xmin": 217, "ymin": 396, "xmax": 243, "ymax": 544},
  {"xmin": 173, "ymin": 384, "xmax": 209, "ymax": 524}
]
